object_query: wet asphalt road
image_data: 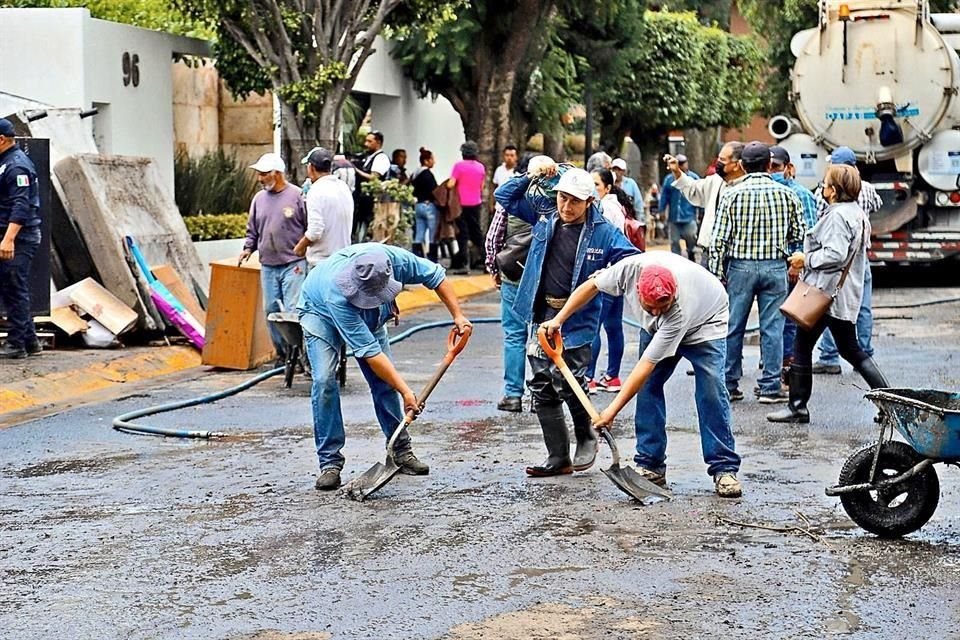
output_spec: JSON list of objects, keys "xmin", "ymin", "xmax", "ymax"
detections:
[{"xmin": 3, "ymin": 288, "xmax": 960, "ymax": 639}]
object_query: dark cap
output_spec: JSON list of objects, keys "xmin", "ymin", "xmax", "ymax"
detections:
[
  {"xmin": 769, "ymin": 145, "xmax": 790, "ymax": 166},
  {"xmin": 0, "ymin": 118, "xmax": 15, "ymax": 137},
  {"xmin": 741, "ymin": 141, "xmax": 771, "ymax": 164},
  {"xmin": 304, "ymin": 146, "xmax": 334, "ymax": 171}
]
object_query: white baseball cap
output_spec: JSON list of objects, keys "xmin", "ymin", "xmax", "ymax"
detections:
[
  {"xmin": 611, "ymin": 158, "xmax": 628, "ymax": 171},
  {"xmin": 555, "ymin": 168, "xmax": 595, "ymax": 201},
  {"xmin": 249, "ymin": 152, "xmax": 286, "ymax": 173}
]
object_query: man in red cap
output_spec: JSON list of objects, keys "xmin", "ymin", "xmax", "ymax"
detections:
[{"xmin": 541, "ymin": 251, "xmax": 742, "ymax": 498}]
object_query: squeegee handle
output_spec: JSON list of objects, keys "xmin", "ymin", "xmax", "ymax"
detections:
[{"xmin": 538, "ymin": 329, "xmax": 601, "ymax": 421}]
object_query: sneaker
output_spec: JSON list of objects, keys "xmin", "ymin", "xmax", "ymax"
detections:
[
  {"xmin": 758, "ymin": 391, "xmax": 789, "ymax": 404},
  {"xmin": 754, "ymin": 384, "xmax": 789, "ymax": 396},
  {"xmin": 314, "ymin": 468, "xmax": 341, "ymax": 491},
  {"xmin": 636, "ymin": 466, "xmax": 667, "ymax": 487},
  {"xmin": 597, "ymin": 375, "xmax": 622, "ymax": 392},
  {"xmin": 587, "ymin": 380, "xmax": 599, "ymax": 395},
  {"xmin": 714, "ymin": 472, "xmax": 742, "ymax": 498},
  {"xmin": 728, "ymin": 388, "xmax": 744, "ymax": 402},
  {"xmin": 394, "ymin": 450, "xmax": 430, "ymax": 475},
  {"xmin": 812, "ymin": 362, "xmax": 842, "ymax": 375},
  {"xmin": 497, "ymin": 396, "xmax": 523, "ymax": 413}
]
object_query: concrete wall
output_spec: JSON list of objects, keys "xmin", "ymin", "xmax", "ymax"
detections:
[{"xmin": 172, "ymin": 62, "xmax": 220, "ymax": 158}]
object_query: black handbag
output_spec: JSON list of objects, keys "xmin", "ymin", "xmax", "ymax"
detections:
[{"xmin": 495, "ymin": 230, "xmax": 533, "ymax": 282}]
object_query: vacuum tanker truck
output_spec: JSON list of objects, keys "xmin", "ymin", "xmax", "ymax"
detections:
[{"xmin": 773, "ymin": 0, "xmax": 960, "ymax": 265}]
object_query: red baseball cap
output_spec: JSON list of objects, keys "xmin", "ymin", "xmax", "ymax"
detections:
[{"xmin": 637, "ymin": 265, "xmax": 678, "ymax": 304}]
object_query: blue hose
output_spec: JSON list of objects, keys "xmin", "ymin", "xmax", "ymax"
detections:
[{"xmin": 111, "ymin": 312, "xmax": 758, "ymax": 439}]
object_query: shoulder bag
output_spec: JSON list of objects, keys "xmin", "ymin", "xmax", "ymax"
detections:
[{"xmin": 495, "ymin": 229, "xmax": 533, "ymax": 282}]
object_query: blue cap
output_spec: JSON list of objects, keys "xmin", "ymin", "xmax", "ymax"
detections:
[
  {"xmin": 0, "ymin": 118, "xmax": 14, "ymax": 137},
  {"xmin": 830, "ymin": 146, "xmax": 857, "ymax": 166}
]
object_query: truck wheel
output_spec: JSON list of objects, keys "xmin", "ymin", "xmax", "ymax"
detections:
[{"xmin": 838, "ymin": 441, "xmax": 939, "ymax": 538}]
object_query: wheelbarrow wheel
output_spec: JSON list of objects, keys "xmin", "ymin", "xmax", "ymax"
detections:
[{"xmin": 838, "ymin": 441, "xmax": 939, "ymax": 538}]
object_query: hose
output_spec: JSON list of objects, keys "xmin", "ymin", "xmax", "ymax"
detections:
[{"xmin": 111, "ymin": 317, "xmax": 503, "ymax": 439}]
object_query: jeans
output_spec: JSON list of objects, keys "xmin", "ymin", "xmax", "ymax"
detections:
[
  {"xmin": 795, "ymin": 315, "xmax": 868, "ymax": 369},
  {"xmin": 261, "ymin": 259, "xmax": 307, "ymax": 356},
  {"xmin": 304, "ymin": 322, "xmax": 411, "ymax": 471},
  {"xmin": 669, "ymin": 220, "xmax": 698, "ymax": 259},
  {"xmin": 500, "ymin": 280, "xmax": 528, "ymax": 398},
  {"xmin": 414, "ymin": 201, "xmax": 439, "ymax": 247},
  {"xmin": 634, "ymin": 331, "xmax": 740, "ymax": 476},
  {"xmin": 0, "ymin": 226, "xmax": 41, "ymax": 348},
  {"xmin": 587, "ymin": 293, "xmax": 625, "ymax": 380},
  {"xmin": 817, "ymin": 267, "xmax": 874, "ymax": 365},
  {"xmin": 725, "ymin": 259, "xmax": 788, "ymax": 396}
]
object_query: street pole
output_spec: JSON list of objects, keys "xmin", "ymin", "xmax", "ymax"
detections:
[{"xmin": 584, "ymin": 88, "xmax": 593, "ymax": 165}]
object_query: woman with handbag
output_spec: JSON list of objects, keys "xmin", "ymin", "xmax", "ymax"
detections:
[{"xmin": 767, "ymin": 164, "xmax": 889, "ymax": 424}]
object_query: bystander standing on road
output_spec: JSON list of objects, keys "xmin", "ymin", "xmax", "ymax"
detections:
[
  {"xmin": 389, "ymin": 148, "xmax": 409, "ymax": 184},
  {"xmin": 541, "ymin": 251, "xmax": 742, "ymax": 498},
  {"xmin": 708, "ymin": 141, "xmax": 806, "ymax": 403},
  {"xmin": 812, "ymin": 146, "xmax": 883, "ymax": 376},
  {"xmin": 298, "ymin": 244, "xmax": 472, "ymax": 490},
  {"xmin": 768, "ymin": 165, "xmax": 889, "ymax": 423},
  {"xmin": 667, "ymin": 142, "xmax": 746, "ymax": 265},
  {"xmin": 768, "ymin": 145, "xmax": 818, "ymax": 390},
  {"xmin": 239, "ymin": 153, "xmax": 308, "ymax": 363},
  {"xmin": 447, "ymin": 141, "xmax": 487, "ymax": 273},
  {"xmin": 495, "ymin": 161, "xmax": 638, "ymax": 477},
  {"xmin": 659, "ymin": 154, "xmax": 700, "ymax": 260},
  {"xmin": 0, "ymin": 118, "xmax": 42, "ymax": 359},
  {"xmin": 611, "ymin": 158, "xmax": 645, "ymax": 225},
  {"xmin": 294, "ymin": 147, "xmax": 354, "ymax": 269},
  {"xmin": 411, "ymin": 147, "xmax": 440, "ymax": 262},
  {"xmin": 492, "ymin": 145, "xmax": 519, "ymax": 189},
  {"xmin": 353, "ymin": 130, "xmax": 391, "ymax": 242}
]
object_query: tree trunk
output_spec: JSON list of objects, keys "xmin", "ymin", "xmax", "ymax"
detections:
[{"xmin": 279, "ymin": 101, "xmax": 314, "ymax": 186}]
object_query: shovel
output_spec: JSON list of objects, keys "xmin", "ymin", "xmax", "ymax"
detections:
[
  {"xmin": 343, "ymin": 326, "xmax": 471, "ymax": 501},
  {"xmin": 537, "ymin": 329, "xmax": 672, "ymax": 502}
]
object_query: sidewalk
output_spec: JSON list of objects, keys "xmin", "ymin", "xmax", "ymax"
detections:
[{"xmin": 0, "ymin": 273, "xmax": 495, "ymax": 429}]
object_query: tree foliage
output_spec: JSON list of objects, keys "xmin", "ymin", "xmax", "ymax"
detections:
[{"xmin": 1, "ymin": 0, "xmax": 208, "ymax": 36}]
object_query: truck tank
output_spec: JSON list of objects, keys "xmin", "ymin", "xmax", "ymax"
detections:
[{"xmin": 774, "ymin": 0, "xmax": 960, "ymax": 266}]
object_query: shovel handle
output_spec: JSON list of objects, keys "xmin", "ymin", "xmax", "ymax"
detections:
[
  {"xmin": 537, "ymin": 328, "xmax": 600, "ymax": 422},
  {"xmin": 406, "ymin": 326, "xmax": 473, "ymax": 421},
  {"xmin": 447, "ymin": 325, "xmax": 471, "ymax": 357},
  {"xmin": 537, "ymin": 326, "xmax": 563, "ymax": 360}
]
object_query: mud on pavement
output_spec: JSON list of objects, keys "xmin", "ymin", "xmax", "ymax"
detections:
[{"xmin": 2, "ymin": 293, "xmax": 960, "ymax": 639}]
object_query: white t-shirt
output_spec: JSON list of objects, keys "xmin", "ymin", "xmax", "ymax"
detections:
[
  {"xmin": 599, "ymin": 194, "xmax": 626, "ymax": 232},
  {"xmin": 304, "ymin": 175, "xmax": 354, "ymax": 265},
  {"xmin": 593, "ymin": 252, "xmax": 728, "ymax": 363},
  {"xmin": 493, "ymin": 163, "xmax": 517, "ymax": 187},
  {"xmin": 366, "ymin": 151, "xmax": 391, "ymax": 178}
]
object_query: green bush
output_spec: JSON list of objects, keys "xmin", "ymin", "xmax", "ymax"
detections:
[
  {"xmin": 175, "ymin": 149, "xmax": 258, "ymax": 217},
  {"xmin": 183, "ymin": 213, "xmax": 248, "ymax": 241}
]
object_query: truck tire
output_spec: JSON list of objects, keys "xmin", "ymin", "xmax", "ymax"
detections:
[{"xmin": 838, "ymin": 441, "xmax": 939, "ymax": 538}]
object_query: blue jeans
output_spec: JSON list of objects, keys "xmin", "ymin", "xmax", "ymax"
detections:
[
  {"xmin": 725, "ymin": 259, "xmax": 787, "ymax": 395},
  {"xmin": 0, "ymin": 226, "xmax": 41, "ymax": 348},
  {"xmin": 817, "ymin": 267, "xmax": 874, "ymax": 365},
  {"xmin": 669, "ymin": 220, "xmax": 698, "ymax": 259},
  {"xmin": 304, "ymin": 322, "xmax": 411, "ymax": 471},
  {"xmin": 634, "ymin": 331, "xmax": 740, "ymax": 476},
  {"xmin": 414, "ymin": 202, "xmax": 439, "ymax": 246},
  {"xmin": 261, "ymin": 259, "xmax": 307, "ymax": 356},
  {"xmin": 588, "ymin": 293, "xmax": 625, "ymax": 380},
  {"xmin": 500, "ymin": 280, "xmax": 528, "ymax": 398},
  {"xmin": 783, "ymin": 281, "xmax": 797, "ymax": 360}
]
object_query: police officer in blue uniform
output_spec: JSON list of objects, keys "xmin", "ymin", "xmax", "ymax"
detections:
[{"xmin": 0, "ymin": 118, "xmax": 42, "ymax": 359}]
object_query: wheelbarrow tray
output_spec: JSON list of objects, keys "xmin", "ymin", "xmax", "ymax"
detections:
[
  {"xmin": 266, "ymin": 311, "xmax": 303, "ymax": 347},
  {"xmin": 867, "ymin": 388, "xmax": 960, "ymax": 460}
]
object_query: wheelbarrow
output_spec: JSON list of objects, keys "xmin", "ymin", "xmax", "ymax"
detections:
[
  {"xmin": 826, "ymin": 388, "xmax": 960, "ymax": 538},
  {"xmin": 537, "ymin": 328, "xmax": 672, "ymax": 502},
  {"xmin": 267, "ymin": 312, "xmax": 347, "ymax": 389}
]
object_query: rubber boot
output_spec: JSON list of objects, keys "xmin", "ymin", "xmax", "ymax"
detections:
[
  {"xmin": 427, "ymin": 243, "xmax": 439, "ymax": 263},
  {"xmin": 411, "ymin": 243, "xmax": 424, "ymax": 258},
  {"xmin": 526, "ymin": 403, "xmax": 573, "ymax": 477},
  {"xmin": 854, "ymin": 356, "xmax": 889, "ymax": 389},
  {"xmin": 569, "ymin": 402, "xmax": 598, "ymax": 472},
  {"xmin": 766, "ymin": 364, "xmax": 812, "ymax": 423}
]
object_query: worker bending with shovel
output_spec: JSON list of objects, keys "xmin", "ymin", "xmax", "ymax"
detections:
[
  {"xmin": 540, "ymin": 251, "xmax": 743, "ymax": 498},
  {"xmin": 298, "ymin": 244, "xmax": 472, "ymax": 490},
  {"xmin": 495, "ymin": 160, "xmax": 638, "ymax": 477}
]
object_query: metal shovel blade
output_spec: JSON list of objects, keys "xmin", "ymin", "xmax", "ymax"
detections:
[
  {"xmin": 342, "ymin": 457, "xmax": 401, "ymax": 502},
  {"xmin": 599, "ymin": 430, "xmax": 672, "ymax": 502}
]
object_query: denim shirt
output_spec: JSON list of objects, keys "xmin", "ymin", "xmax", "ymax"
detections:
[
  {"xmin": 495, "ymin": 175, "xmax": 640, "ymax": 348},
  {"xmin": 297, "ymin": 243, "xmax": 446, "ymax": 358}
]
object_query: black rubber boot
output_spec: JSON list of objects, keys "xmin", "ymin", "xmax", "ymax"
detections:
[
  {"xmin": 854, "ymin": 356, "xmax": 890, "ymax": 389},
  {"xmin": 766, "ymin": 365, "xmax": 812, "ymax": 423},
  {"xmin": 526, "ymin": 403, "xmax": 573, "ymax": 477},
  {"xmin": 411, "ymin": 244, "xmax": 424, "ymax": 258},
  {"xmin": 427, "ymin": 244, "xmax": 439, "ymax": 263},
  {"xmin": 569, "ymin": 403, "xmax": 597, "ymax": 472}
]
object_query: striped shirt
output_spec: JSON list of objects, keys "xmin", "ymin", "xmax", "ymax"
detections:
[{"xmin": 708, "ymin": 173, "xmax": 807, "ymax": 279}]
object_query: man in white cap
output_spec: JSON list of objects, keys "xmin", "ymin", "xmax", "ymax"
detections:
[
  {"xmin": 495, "ymin": 160, "xmax": 638, "ymax": 477},
  {"xmin": 298, "ymin": 243, "xmax": 472, "ymax": 490},
  {"xmin": 611, "ymin": 158, "xmax": 645, "ymax": 224},
  {"xmin": 240, "ymin": 152, "xmax": 308, "ymax": 363}
]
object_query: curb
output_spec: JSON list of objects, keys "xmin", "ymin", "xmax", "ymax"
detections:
[{"xmin": 0, "ymin": 274, "xmax": 497, "ymax": 428}]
